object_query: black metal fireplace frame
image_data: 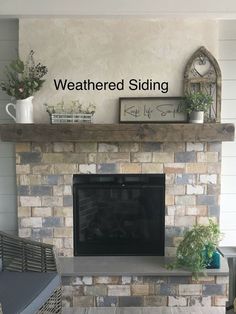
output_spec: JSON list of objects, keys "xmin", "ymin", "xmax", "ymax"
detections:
[{"xmin": 73, "ymin": 174, "xmax": 165, "ymax": 256}]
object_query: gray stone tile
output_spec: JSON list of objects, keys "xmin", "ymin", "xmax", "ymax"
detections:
[
  {"xmin": 175, "ymin": 152, "xmax": 196, "ymax": 163},
  {"xmin": 96, "ymin": 296, "xmax": 118, "ymax": 307},
  {"xmin": 119, "ymin": 296, "xmax": 143, "ymax": 307},
  {"xmin": 202, "ymin": 284, "xmax": 226, "ymax": 296},
  {"xmin": 19, "ymin": 152, "xmax": 42, "ymax": 164},
  {"xmin": 197, "ymin": 195, "xmax": 217, "ymax": 206},
  {"xmin": 42, "ymin": 216, "xmax": 64, "ymax": 227},
  {"xmin": 31, "ymin": 185, "xmax": 52, "ymax": 196}
]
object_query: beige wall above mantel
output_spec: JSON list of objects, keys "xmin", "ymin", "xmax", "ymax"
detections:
[{"xmin": 0, "ymin": 123, "xmax": 234, "ymax": 143}]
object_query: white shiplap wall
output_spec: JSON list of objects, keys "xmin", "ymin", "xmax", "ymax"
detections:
[
  {"xmin": 0, "ymin": 20, "xmax": 18, "ymax": 234},
  {"xmin": 219, "ymin": 20, "xmax": 236, "ymax": 246}
]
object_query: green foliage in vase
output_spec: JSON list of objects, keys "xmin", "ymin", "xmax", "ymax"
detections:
[
  {"xmin": 167, "ymin": 220, "xmax": 222, "ymax": 278},
  {"xmin": 179, "ymin": 91, "xmax": 213, "ymax": 114},
  {"xmin": 0, "ymin": 50, "xmax": 48, "ymax": 99}
]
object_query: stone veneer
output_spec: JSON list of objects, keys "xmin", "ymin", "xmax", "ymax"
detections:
[
  {"xmin": 15, "ymin": 140, "xmax": 227, "ymax": 308},
  {"xmin": 16, "ymin": 141, "xmax": 221, "ymax": 257}
]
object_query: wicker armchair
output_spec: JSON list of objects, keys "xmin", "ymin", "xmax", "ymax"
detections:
[{"xmin": 0, "ymin": 231, "xmax": 62, "ymax": 314}]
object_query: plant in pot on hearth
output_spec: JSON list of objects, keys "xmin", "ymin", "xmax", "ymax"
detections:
[
  {"xmin": 180, "ymin": 91, "xmax": 213, "ymax": 123},
  {"xmin": 167, "ymin": 220, "xmax": 222, "ymax": 279},
  {"xmin": 0, "ymin": 50, "xmax": 48, "ymax": 123}
]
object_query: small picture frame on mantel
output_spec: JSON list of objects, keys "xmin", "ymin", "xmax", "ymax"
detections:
[{"xmin": 119, "ymin": 97, "xmax": 187, "ymax": 123}]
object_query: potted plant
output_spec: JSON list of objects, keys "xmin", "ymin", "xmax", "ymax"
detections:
[
  {"xmin": 180, "ymin": 91, "xmax": 213, "ymax": 123},
  {"xmin": 167, "ymin": 220, "xmax": 222, "ymax": 278},
  {"xmin": 0, "ymin": 50, "xmax": 48, "ymax": 123}
]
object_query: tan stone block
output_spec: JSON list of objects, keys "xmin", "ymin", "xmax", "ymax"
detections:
[
  {"xmin": 53, "ymin": 142, "xmax": 74, "ymax": 152},
  {"xmin": 63, "ymin": 175, "xmax": 73, "ymax": 185},
  {"xmin": 141, "ymin": 163, "xmax": 163, "ymax": 173},
  {"xmin": 197, "ymin": 152, "xmax": 219, "ymax": 163},
  {"xmin": 79, "ymin": 164, "xmax": 96, "ymax": 174},
  {"xmin": 107, "ymin": 285, "xmax": 130, "ymax": 296},
  {"xmin": 54, "ymin": 164, "xmax": 78, "ymax": 174},
  {"xmin": 75, "ymin": 142, "xmax": 97, "ymax": 153},
  {"xmin": 54, "ymin": 227, "xmax": 73, "ymax": 238},
  {"xmin": 72, "ymin": 296, "xmax": 94, "ymax": 307},
  {"xmin": 166, "ymin": 205, "xmax": 185, "ymax": 216},
  {"xmin": 97, "ymin": 153, "xmax": 130, "ymax": 163},
  {"xmin": 88, "ymin": 153, "xmax": 97, "ymax": 163},
  {"xmin": 18, "ymin": 207, "xmax": 31, "ymax": 217},
  {"xmin": 64, "ymin": 185, "xmax": 72, "ymax": 195},
  {"xmin": 165, "ymin": 216, "xmax": 175, "ymax": 226},
  {"xmin": 15, "ymin": 143, "xmax": 31, "ymax": 152},
  {"xmin": 166, "ymin": 174, "xmax": 175, "ymax": 185},
  {"xmin": 19, "ymin": 175, "xmax": 30, "ymax": 185},
  {"xmin": 94, "ymin": 277, "xmax": 120, "ymax": 284},
  {"xmin": 131, "ymin": 152, "xmax": 152, "ymax": 163},
  {"xmin": 29, "ymin": 175, "xmax": 42, "ymax": 185},
  {"xmin": 16, "ymin": 165, "xmax": 31, "ymax": 174},
  {"xmin": 131, "ymin": 284, "xmax": 150, "ymax": 296},
  {"xmin": 53, "ymin": 185, "xmax": 64, "ymax": 196},
  {"xmin": 98, "ymin": 143, "xmax": 119, "ymax": 152},
  {"xmin": 207, "ymin": 163, "xmax": 221, "ymax": 174},
  {"xmin": 163, "ymin": 143, "xmax": 185, "ymax": 152},
  {"xmin": 186, "ymin": 142, "xmax": 204, "ymax": 152},
  {"xmin": 165, "ymin": 195, "xmax": 174, "ymax": 206},
  {"xmin": 186, "ymin": 184, "xmax": 205, "ymax": 195},
  {"xmin": 175, "ymin": 195, "xmax": 196, "ymax": 206},
  {"xmin": 42, "ymin": 196, "xmax": 63, "ymax": 207},
  {"xmin": 166, "ymin": 185, "xmax": 185, "ymax": 195},
  {"xmin": 168, "ymin": 296, "xmax": 187, "ymax": 306},
  {"xmin": 192, "ymin": 276, "xmax": 215, "ymax": 283},
  {"xmin": 20, "ymin": 196, "xmax": 41, "ymax": 207},
  {"xmin": 32, "ymin": 164, "xmax": 54, "ymax": 175},
  {"xmin": 186, "ymin": 163, "xmax": 208, "ymax": 173},
  {"xmin": 165, "ymin": 247, "xmax": 177, "ymax": 257},
  {"xmin": 21, "ymin": 217, "xmax": 42, "ymax": 228},
  {"xmin": 54, "ymin": 207, "xmax": 73, "ymax": 217},
  {"xmin": 119, "ymin": 143, "xmax": 140, "ymax": 152},
  {"xmin": 32, "ymin": 207, "xmax": 52, "ymax": 217},
  {"xmin": 189, "ymin": 296, "xmax": 211, "ymax": 306},
  {"xmin": 16, "ymin": 153, "xmax": 20, "ymax": 164},
  {"xmin": 18, "ymin": 228, "xmax": 32, "ymax": 238},
  {"xmin": 32, "ymin": 143, "xmax": 52, "ymax": 153},
  {"xmin": 175, "ymin": 216, "xmax": 196, "ymax": 227},
  {"xmin": 179, "ymin": 284, "xmax": 202, "ymax": 296},
  {"xmin": 153, "ymin": 152, "xmax": 174, "ymax": 163},
  {"xmin": 197, "ymin": 216, "xmax": 217, "ymax": 225},
  {"xmin": 121, "ymin": 276, "xmax": 132, "ymax": 284},
  {"xmin": 42, "ymin": 153, "xmax": 64, "ymax": 163},
  {"xmin": 164, "ymin": 163, "xmax": 185, "ymax": 174},
  {"xmin": 199, "ymin": 174, "xmax": 217, "ymax": 184},
  {"xmin": 216, "ymin": 276, "xmax": 229, "ymax": 284},
  {"xmin": 64, "ymin": 238, "xmax": 73, "ymax": 249},
  {"xmin": 120, "ymin": 163, "xmax": 142, "ymax": 173},
  {"xmin": 173, "ymin": 236, "xmax": 184, "ymax": 247},
  {"xmin": 144, "ymin": 296, "xmax": 167, "ymax": 306},
  {"xmin": 213, "ymin": 296, "xmax": 228, "ymax": 306},
  {"xmin": 64, "ymin": 153, "xmax": 87, "ymax": 164},
  {"xmin": 185, "ymin": 206, "xmax": 207, "ymax": 216},
  {"xmin": 59, "ymin": 248, "xmax": 73, "ymax": 256},
  {"xmin": 65, "ymin": 217, "xmax": 73, "ymax": 227}
]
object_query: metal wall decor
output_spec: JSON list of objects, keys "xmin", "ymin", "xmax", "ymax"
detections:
[{"xmin": 183, "ymin": 46, "xmax": 221, "ymax": 122}]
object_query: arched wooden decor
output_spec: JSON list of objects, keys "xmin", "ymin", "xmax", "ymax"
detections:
[{"xmin": 184, "ymin": 46, "xmax": 221, "ymax": 122}]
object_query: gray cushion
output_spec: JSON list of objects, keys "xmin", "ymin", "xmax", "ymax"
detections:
[{"xmin": 0, "ymin": 271, "xmax": 61, "ymax": 314}]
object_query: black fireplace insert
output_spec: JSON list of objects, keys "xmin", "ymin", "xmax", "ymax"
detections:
[{"xmin": 73, "ymin": 174, "xmax": 165, "ymax": 256}]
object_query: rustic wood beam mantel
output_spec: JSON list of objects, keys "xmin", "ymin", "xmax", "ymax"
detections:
[{"xmin": 0, "ymin": 123, "xmax": 234, "ymax": 143}]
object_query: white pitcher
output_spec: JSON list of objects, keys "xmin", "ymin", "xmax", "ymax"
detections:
[{"xmin": 6, "ymin": 96, "xmax": 34, "ymax": 123}]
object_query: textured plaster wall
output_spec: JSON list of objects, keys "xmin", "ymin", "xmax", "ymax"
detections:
[{"xmin": 19, "ymin": 19, "xmax": 218, "ymax": 123}]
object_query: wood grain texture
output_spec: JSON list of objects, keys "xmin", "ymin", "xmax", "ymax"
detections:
[{"xmin": 0, "ymin": 123, "xmax": 234, "ymax": 143}]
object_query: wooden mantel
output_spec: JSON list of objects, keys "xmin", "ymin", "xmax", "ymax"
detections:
[{"xmin": 0, "ymin": 123, "xmax": 234, "ymax": 143}]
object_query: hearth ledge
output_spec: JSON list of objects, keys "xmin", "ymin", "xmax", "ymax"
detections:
[{"xmin": 59, "ymin": 256, "xmax": 229, "ymax": 277}]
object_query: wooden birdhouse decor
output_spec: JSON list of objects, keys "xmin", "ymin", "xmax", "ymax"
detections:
[{"xmin": 183, "ymin": 46, "xmax": 221, "ymax": 122}]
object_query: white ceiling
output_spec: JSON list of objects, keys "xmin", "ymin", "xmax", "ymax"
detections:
[{"xmin": 1, "ymin": 0, "xmax": 236, "ymax": 18}]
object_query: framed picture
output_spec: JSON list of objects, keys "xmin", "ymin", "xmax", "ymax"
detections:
[{"xmin": 119, "ymin": 97, "xmax": 187, "ymax": 123}]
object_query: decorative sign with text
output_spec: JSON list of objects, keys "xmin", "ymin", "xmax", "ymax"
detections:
[{"xmin": 119, "ymin": 97, "xmax": 187, "ymax": 123}]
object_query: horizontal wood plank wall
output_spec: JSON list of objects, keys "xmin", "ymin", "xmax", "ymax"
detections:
[
  {"xmin": 0, "ymin": 19, "xmax": 18, "ymax": 234},
  {"xmin": 219, "ymin": 20, "xmax": 236, "ymax": 246}
]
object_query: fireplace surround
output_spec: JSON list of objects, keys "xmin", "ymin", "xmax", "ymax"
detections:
[{"xmin": 73, "ymin": 174, "xmax": 165, "ymax": 256}]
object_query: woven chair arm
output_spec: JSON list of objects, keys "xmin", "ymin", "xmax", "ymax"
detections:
[{"xmin": 0, "ymin": 231, "xmax": 57, "ymax": 272}]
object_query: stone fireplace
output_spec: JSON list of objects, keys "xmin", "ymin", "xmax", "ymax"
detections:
[
  {"xmin": 0, "ymin": 122, "xmax": 234, "ymax": 308},
  {"xmin": 16, "ymin": 139, "xmax": 222, "ymax": 257}
]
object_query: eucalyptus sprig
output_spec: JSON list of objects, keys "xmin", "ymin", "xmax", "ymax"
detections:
[{"xmin": 0, "ymin": 50, "xmax": 48, "ymax": 99}]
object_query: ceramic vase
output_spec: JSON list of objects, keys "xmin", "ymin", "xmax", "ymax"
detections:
[{"xmin": 6, "ymin": 96, "xmax": 34, "ymax": 123}]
